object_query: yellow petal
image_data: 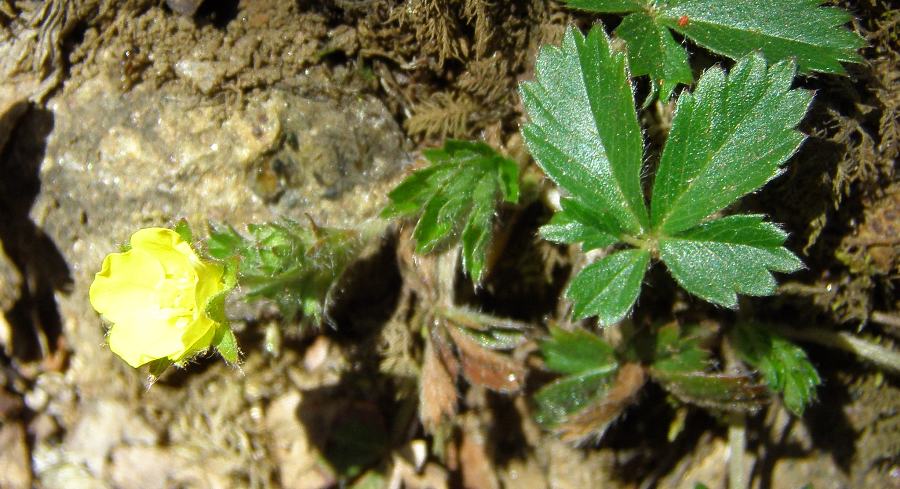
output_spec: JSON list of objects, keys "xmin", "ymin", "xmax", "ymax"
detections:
[
  {"xmin": 194, "ymin": 260, "xmax": 225, "ymax": 307},
  {"xmin": 107, "ymin": 311, "xmax": 191, "ymax": 368},
  {"xmin": 172, "ymin": 316, "xmax": 219, "ymax": 364},
  {"xmin": 89, "ymin": 248, "xmax": 166, "ymax": 324}
]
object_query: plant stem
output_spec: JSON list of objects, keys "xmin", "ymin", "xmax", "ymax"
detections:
[
  {"xmin": 781, "ymin": 328, "xmax": 900, "ymax": 375},
  {"xmin": 722, "ymin": 336, "xmax": 748, "ymax": 489},
  {"xmin": 728, "ymin": 415, "xmax": 747, "ymax": 489}
]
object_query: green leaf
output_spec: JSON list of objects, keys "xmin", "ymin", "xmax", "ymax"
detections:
[
  {"xmin": 533, "ymin": 369, "xmax": 614, "ymax": 428},
  {"xmin": 561, "ymin": 0, "xmax": 644, "ymax": 13},
  {"xmin": 173, "ymin": 218, "xmax": 193, "ymax": 244},
  {"xmin": 540, "ymin": 325, "xmax": 617, "ymax": 375},
  {"xmin": 567, "ymin": 249, "xmax": 650, "ymax": 326},
  {"xmin": 659, "ymin": 215, "xmax": 803, "ymax": 308},
  {"xmin": 147, "ymin": 358, "xmax": 172, "ymax": 379},
  {"xmin": 520, "ymin": 25, "xmax": 648, "ymax": 236},
  {"xmin": 561, "ymin": 0, "xmax": 865, "ymax": 76},
  {"xmin": 651, "ymin": 369, "xmax": 768, "ymax": 412},
  {"xmin": 731, "ymin": 323, "xmax": 821, "ymax": 415},
  {"xmin": 659, "ymin": 0, "xmax": 866, "ymax": 75},
  {"xmin": 539, "ymin": 198, "xmax": 620, "ymax": 252},
  {"xmin": 652, "ymin": 323, "xmax": 710, "ymax": 373},
  {"xmin": 615, "ymin": 12, "xmax": 693, "ymax": 101},
  {"xmin": 382, "ymin": 140, "xmax": 520, "ymax": 285},
  {"xmin": 650, "ymin": 54, "xmax": 812, "ymax": 234},
  {"xmin": 533, "ymin": 326, "xmax": 619, "ymax": 428}
]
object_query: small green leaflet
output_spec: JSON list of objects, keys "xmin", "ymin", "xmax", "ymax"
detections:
[
  {"xmin": 519, "ymin": 27, "xmax": 808, "ymax": 324},
  {"xmin": 659, "ymin": 216, "xmax": 803, "ymax": 308},
  {"xmin": 567, "ymin": 249, "xmax": 650, "ymax": 326},
  {"xmin": 541, "ymin": 325, "xmax": 617, "ymax": 375},
  {"xmin": 651, "ymin": 323, "xmax": 710, "ymax": 373},
  {"xmin": 731, "ymin": 323, "xmax": 821, "ymax": 415},
  {"xmin": 520, "ymin": 26, "xmax": 648, "ymax": 237},
  {"xmin": 650, "ymin": 54, "xmax": 812, "ymax": 235},
  {"xmin": 381, "ymin": 140, "xmax": 519, "ymax": 285},
  {"xmin": 539, "ymin": 198, "xmax": 619, "ymax": 252},
  {"xmin": 533, "ymin": 326, "xmax": 618, "ymax": 427},
  {"xmin": 561, "ymin": 0, "xmax": 864, "ymax": 98}
]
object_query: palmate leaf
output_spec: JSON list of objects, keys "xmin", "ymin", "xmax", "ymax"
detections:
[
  {"xmin": 651, "ymin": 53, "xmax": 812, "ymax": 235},
  {"xmin": 520, "ymin": 26, "xmax": 811, "ymax": 322},
  {"xmin": 562, "ymin": 1, "xmax": 864, "ymax": 91},
  {"xmin": 659, "ymin": 215, "xmax": 803, "ymax": 308},
  {"xmin": 520, "ymin": 26, "xmax": 648, "ymax": 237},
  {"xmin": 381, "ymin": 140, "xmax": 519, "ymax": 285},
  {"xmin": 731, "ymin": 323, "xmax": 821, "ymax": 415}
]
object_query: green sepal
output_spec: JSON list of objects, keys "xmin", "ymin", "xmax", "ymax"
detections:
[
  {"xmin": 212, "ymin": 326, "xmax": 240, "ymax": 365},
  {"xmin": 147, "ymin": 358, "xmax": 173, "ymax": 379},
  {"xmin": 173, "ymin": 218, "xmax": 193, "ymax": 244}
]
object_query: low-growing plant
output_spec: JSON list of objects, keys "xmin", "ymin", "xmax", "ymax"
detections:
[{"xmin": 522, "ymin": 25, "xmax": 809, "ymax": 325}]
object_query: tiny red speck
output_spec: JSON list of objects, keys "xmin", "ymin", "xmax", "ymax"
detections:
[{"xmin": 678, "ymin": 15, "xmax": 689, "ymax": 27}]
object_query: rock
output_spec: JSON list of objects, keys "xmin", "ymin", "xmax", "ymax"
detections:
[
  {"xmin": 265, "ymin": 391, "xmax": 334, "ymax": 489},
  {"xmin": 174, "ymin": 60, "xmax": 226, "ymax": 95},
  {"xmin": 110, "ymin": 446, "xmax": 176, "ymax": 489},
  {"xmin": 63, "ymin": 400, "xmax": 157, "ymax": 477}
]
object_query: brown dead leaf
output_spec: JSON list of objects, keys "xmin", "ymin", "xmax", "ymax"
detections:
[
  {"xmin": 420, "ymin": 339, "xmax": 458, "ymax": 431},
  {"xmin": 448, "ymin": 324, "xmax": 525, "ymax": 393}
]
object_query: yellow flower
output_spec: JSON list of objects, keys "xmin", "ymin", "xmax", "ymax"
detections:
[{"xmin": 89, "ymin": 227, "xmax": 225, "ymax": 368}]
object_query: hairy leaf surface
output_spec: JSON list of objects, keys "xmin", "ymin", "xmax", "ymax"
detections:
[
  {"xmin": 732, "ymin": 323, "xmax": 821, "ymax": 414},
  {"xmin": 660, "ymin": 0, "xmax": 865, "ymax": 75},
  {"xmin": 562, "ymin": 0, "xmax": 864, "ymax": 76},
  {"xmin": 534, "ymin": 326, "xmax": 619, "ymax": 428},
  {"xmin": 615, "ymin": 11, "xmax": 692, "ymax": 101},
  {"xmin": 567, "ymin": 249, "xmax": 650, "ymax": 325},
  {"xmin": 520, "ymin": 26, "xmax": 648, "ymax": 235},
  {"xmin": 651, "ymin": 54, "xmax": 812, "ymax": 234},
  {"xmin": 541, "ymin": 326, "xmax": 618, "ymax": 375},
  {"xmin": 659, "ymin": 215, "xmax": 803, "ymax": 307},
  {"xmin": 539, "ymin": 198, "xmax": 620, "ymax": 252},
  {"xmin": 382, "ymin": 140, "xmax": 519, "ymax": 284}
]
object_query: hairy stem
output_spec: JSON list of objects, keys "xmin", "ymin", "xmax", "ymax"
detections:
[{"xmin": 781, "ymin": 328, "xmax": 900, "ymax": 375}]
